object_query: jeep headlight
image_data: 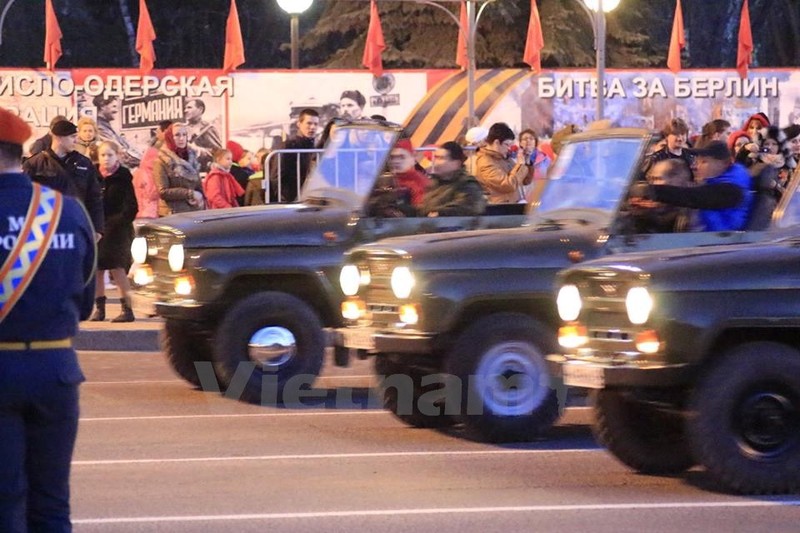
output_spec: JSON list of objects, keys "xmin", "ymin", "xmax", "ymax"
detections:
[
  {"xmin": 340, "ymin": 264, "xmax": 361, "ymax": 296},
  {"xmin": 626, "ymin": 287, "xmax": 653, "ymax": 325},
  {"xmin": 168, "ymin": 244, "xmax": 185, "ymax": 272},
  {"xmin": 390, "ymin": 266, "xmax": 415, "ymax": 299},
  {"xmin": 557, "ymin": 284, "xmax": 582, "ymax": 321},
  {"xmin": 131, "ymin": 237, "xmax": 147, "ymax": 264}
]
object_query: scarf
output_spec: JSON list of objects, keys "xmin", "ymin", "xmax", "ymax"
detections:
[
  {"xmin": 164, "ymin": 128, "xmax": 190, "ymax": 161},
  {"xmin": 98, "ymin": 161, "xmax": 120, "ymax": 178}
]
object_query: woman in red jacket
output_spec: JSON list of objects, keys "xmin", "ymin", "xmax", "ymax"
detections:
[{"xmin": 203, "ymin": 148, "xmax": 245, "ymax": 209}]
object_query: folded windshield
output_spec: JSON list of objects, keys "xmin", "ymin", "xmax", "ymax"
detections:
[
  {"xmin": 302, "ymin": 126, "xmax": 399, "ymax": 208},
  {"xmin": 532, "ymin": 137, "xmax": 645, "ymax": 221}
]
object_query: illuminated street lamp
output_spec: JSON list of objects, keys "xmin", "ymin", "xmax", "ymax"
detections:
[
  {"xmin": 579, "ymin": 0, "xmax": 620, "ymax": 120},
  {"xmin": 277, "ymin": 0, "xmax": 314, "ymax": 69}
]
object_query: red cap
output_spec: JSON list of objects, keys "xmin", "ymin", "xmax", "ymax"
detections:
[
  {"xmin": 0, "ymin": 108, "xmax": 32, "ymax": 146},
  {"xmin": 394, "ymin": 138, "xmax": 414, "ymax": 155},
  {"xmin": 226, "ymin": 140, "xmax": 244, "ymax": 162}
]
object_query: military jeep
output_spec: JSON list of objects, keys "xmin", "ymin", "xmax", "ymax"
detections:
[
  {"xmin": 131, "ymin": 120, "xmax": 526, "ymax": 403},
  {"xmin": 548, "ymin": 212, "xmax": 800, "ymax": 493},
  {"xmin": 336, "ymin": 129, "xmax": 800, "ymax": 442}
]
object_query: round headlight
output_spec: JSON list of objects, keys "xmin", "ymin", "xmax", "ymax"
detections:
[
  {"xmin": 626, "ymin": 287, "xmax": 653, "ymax": 325},
  {"xmin": 131, "ymin": 237, "xmax": 147, "ymax": 264},
  {"xmin": 167, "ymin": 244, "xmax": 185, "ymax": 272},
  {"xmin": 556, "ymin": 284, "xmax": 582, "ymax": 322},
  {"xmin": 339, "ymin": 264, "xmax": 361, "ymax": 296},
  {"xmin": 390, "ymin": 266, "xmax": 415, "ymax": 299}
]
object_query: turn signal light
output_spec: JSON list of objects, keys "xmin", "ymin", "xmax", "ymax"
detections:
[
  {"xmin": 174, "ymin": 275, "xmax": 194, "ymax": 296},
  {"xmin": 132, "ymin": 264, "xmax": 154, "ymax": 286},
  {"xmin": 634, "ymin": 330, "xmax": 661, "ymax": 354},
  {"xmin": 341, "ymin": 298, "xmax": 366, "ymax": 320},
  {"xmin": 398, "ymin": 304, "xmax": 419, "ymax": 325},
  {"xmin": 558, "ymin": 324, "xmax": 588, "ymax": 349}
]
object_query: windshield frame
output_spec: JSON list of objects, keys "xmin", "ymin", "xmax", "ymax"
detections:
[
  {"xmin": 527, "ymin": 129, "xmax": 650, "ymax": 227},
  {"xmin": 301, "ymin": 121, "xmax": 402, "ymax": 210}
]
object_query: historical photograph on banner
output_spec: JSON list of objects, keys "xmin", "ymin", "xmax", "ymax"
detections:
[
  {"xmin": 73, "ymin": 70, "xmax": 229, "ymax": 171},
  {"xmin": 227, "ymin": 71, "xmax": 428, "ymax": 152}
]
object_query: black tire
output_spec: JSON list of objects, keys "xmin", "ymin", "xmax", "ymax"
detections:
[
  {"xmin": 212, "ymin": 292, "xmax": 325, "ymax": 404},
  {"xmin": 687, "ymin": 342, "xmax": 800, "ymax": 494},
  {"xmin": 161, "ymin": 319, "xmax": 213, "ymax": 388},
  {"xmin": 445, "ymin": 313, "xmax": 561, "ymax": 442},
  {"xmin": 593, "ymin": 389, "xmax": 694, "ymax": 475},
  {"xmin": 376, "ymin": 355, "xmax": 456, "ymax": 429}
]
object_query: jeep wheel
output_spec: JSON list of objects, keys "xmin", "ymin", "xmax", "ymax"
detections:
[
  {"xmin": 445, "ymin": 313, "xmax": 560, "ymax": 442},
  {"xmin": 376, "ymin": 355, "xmax": 456, "ymax": 429},
  {"xmin": 213, "ymin": 292, "xmax": 325, "ymax": 404},
  {"xmin": 161, "ymin": 319, "xmax": 213, "ymax": 387},
  {"xmin": 593, "ymin": 389, "xmax": 694, "ymax": 475},
  {"xmin": 688, "ymin": 342, "xmax": 800, "ymax": 494}
]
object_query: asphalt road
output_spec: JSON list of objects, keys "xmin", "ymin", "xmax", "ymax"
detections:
[{"xmin": 71, "ymin": 351, "xmax": 800, "ymax": 532}]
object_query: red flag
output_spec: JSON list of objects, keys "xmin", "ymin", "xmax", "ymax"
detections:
[
  {"xmin": 737, "ymin": 0, "xmax": 753, "ymax": 79},
  {"xmin": 523, "ymin": 0, "xmax": 544, "ymax": 72},
  {"xmin": 362, "ymin": 0, "xmax": 385, "ymax": 77},
  {"xmin": 224, "ymin": 0, "xmax": 246, "ymax": 71},
  {"xmin": 456, "ymin": 1, "xmax": 468, "ymax": 69},
  {"xmin": 667, "ymin": 0, "xmax": 684, "ymax": 73},
  {"xmin": 136, "ymin": 0, "xmax": 156, "ymax": 73},
  {"xmin": 44, "ymin": 0, "xmax": 62, "ymax": 70}
]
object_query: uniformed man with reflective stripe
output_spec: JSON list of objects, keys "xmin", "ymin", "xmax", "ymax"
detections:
[{"xmin": 0, "ymin": 107, "xmax": 95, "ymax": 532}]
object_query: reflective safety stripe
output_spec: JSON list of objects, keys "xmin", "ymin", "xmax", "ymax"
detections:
[
  {"xmin": 0, "ymin": 184, "xmax": 63, "ymax": 323},
  {"xmin": 0, "ymin": 338, "xmax": 73, "ymax": 351}
]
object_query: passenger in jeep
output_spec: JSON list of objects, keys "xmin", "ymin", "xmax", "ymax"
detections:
[
  {"xmin": 419, "ymin": 141, "xmax": 486, "ymax": 217},
  {"xmin": 633, "ymin": 141, "xmax": 753, "ymax": 231}
]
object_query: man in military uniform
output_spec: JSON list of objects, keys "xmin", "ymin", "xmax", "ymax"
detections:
[
  {"xmin": 23, "ymin": 119, "xmax": 104, "ymax": 238},
  {"xmin": 0, "ymin": 108, "xmax": 96, "ymax": 531}
]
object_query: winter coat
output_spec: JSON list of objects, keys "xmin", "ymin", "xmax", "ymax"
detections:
[
  {"xmin": 96, "ymin": 165, "xmax": 138, "ymax": 270},
  {"xmin": 152, "ymin": 145, "xmax": 204, "ymax": 216},
  {"xmin": 23, "ymin": 148, "xmax": 105, "ymax": 234},
  {"xmin": 133, "ymin": 144, "xmax": 161, "ymax": 219},
  {"xmin": 203, "ymin": 167, "xmax": 245, "ymax": 209},
  {"xmin": 475, "ymin": 146, "xmax": 531, "ymax": 204},
  {"xmin": 244, "ymin": 171, "xmax": 266, "ymax": 206},
  {"xmin": 75, "ymin": 139, "xmax": 99, "ymax": 162},
  {"xmin": 418, "ymin": 168, "xmax": 486, "ymax": 217}
]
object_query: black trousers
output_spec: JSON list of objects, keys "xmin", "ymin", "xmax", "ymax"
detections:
[{"xmin": 0, "ymin": 349, "xmax": 83, "ymax": 533}]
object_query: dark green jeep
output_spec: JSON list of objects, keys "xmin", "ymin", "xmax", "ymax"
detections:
[
  {"xmin": 131, "ymin": 121, "xmax": 526, "ymax": 402},
  {"xmin": 548, "ymin": 230, "xmax": 800, "ymax": 494},
  {"xmin": 336, "ymin": 128, "xmax": 799, "ymax": 442}
]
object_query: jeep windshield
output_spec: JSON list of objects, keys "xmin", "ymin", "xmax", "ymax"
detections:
[
  {"xmin": 301, "ymin": 124, "xmax": 400, "ymax": 209},
  {"xmin": 530, "ymin": 134, "xmax": 647, "ymax": 226}
]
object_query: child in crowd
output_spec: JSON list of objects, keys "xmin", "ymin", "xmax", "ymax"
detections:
[{"xmin": 203, "ymin": 148, "xmax": 245, "ymax": 209}]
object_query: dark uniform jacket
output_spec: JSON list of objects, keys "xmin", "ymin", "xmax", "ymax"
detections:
[
  {"xmin": 0, "ymin": 173, "xmax": 96, "ymax": 343},
  {"xmin": 419, "ymin": 168, "xmax": 486, "ymax": 217},
  {"xmin": 23, "ymin": 149, "xmax": 105, "ymax": 234}
]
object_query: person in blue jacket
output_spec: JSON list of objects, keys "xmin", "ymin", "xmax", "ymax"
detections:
[
  {"xmin": 638, "ymin": 140, "xmax": 753, "ymax": 231},
  {"xmin": 0, "ymin": 107, "xmax": 96, "ymax": 532}
]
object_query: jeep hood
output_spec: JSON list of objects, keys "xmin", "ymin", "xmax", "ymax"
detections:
[
  {"xmin": 143, "ymin": 204, "xmax": 356, "ymax": 248},
  {"xmin": 354, "ymin": 221, "xmax": 605, "ymax": 271},
  {"xmin": 569, "ymin": 238, "xmax": 800, "ymax": 291}
]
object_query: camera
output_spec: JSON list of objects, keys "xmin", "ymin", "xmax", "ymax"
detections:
[{"xmin": 760, "ymin": 147, "xmax": 771, "ymax": 153}]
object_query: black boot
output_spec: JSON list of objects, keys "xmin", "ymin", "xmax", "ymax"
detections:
[
  {"xmin": 90, "ymin": 296, "xmax": 106, "ymax": 321},
  {"xmin": 111, "ymin": 297, "xmax": 135, "ymax": 323}
]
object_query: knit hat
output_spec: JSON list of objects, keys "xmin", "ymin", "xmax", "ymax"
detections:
[
  {"xmin": 51, "ymin": 119, "xmax": 78, "ymax": 137},
  {"xmin": 465, "ymin": 126, "xmax": 489, "ymax": 145},
  {"xmin": 0, "ymin": 107, "xmax": 32, "ymax": 145},
  {"xmin": 226, "ymin": 140, "xmax": 244, "ymax": 163},
  {"xmin": 693, "ymin": 141, "xmax": 730, "ymax": 162},
  {"xmin": 393, "ymin": 138, "xmax": 414, "ymax": 156},
  {"xmin": 727, "ymin": 130, "xmax": 750, "ymax": 154}
]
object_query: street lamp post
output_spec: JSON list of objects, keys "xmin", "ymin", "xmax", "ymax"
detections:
[
  {"xmin": 579, "ymin": 0, "xmax": 620, "ymax": 120},
  {"xmin": 277, "ymin": 0, "xmax": 314, "ymax": 69}
]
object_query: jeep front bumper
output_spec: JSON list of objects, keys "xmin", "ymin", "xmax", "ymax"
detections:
[{"xmin": 546, "ymin": 354, "xmax": 695, "ymax": 389}]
